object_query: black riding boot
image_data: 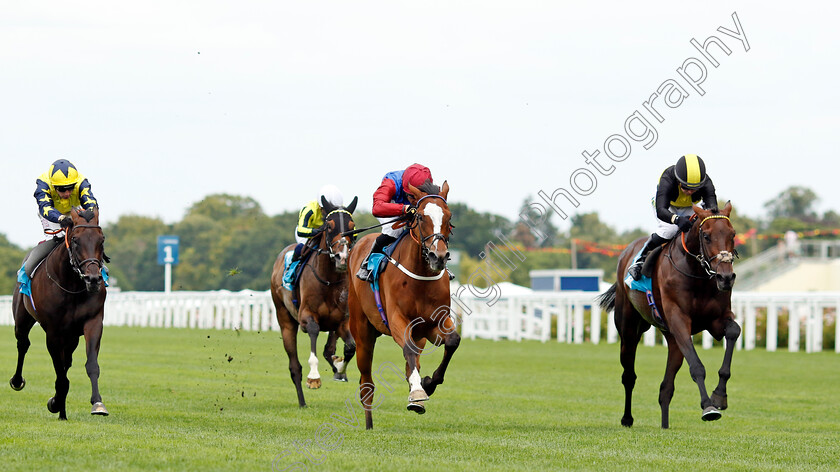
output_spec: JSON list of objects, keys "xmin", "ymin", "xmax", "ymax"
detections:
[
  {"xmin": 629, "ymin": 233, "xmax": 668, "ymax": 281},
  {"xmin": 356, "ymin": 234, "xmax": 396, "ymax": 282}
]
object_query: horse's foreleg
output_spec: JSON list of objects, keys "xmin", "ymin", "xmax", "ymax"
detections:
[
  {"xmin": 659, "ymin": 332, "xmax": 685, "ymax": 429},
  {"xmin": 323, "ymin": 330, "xmax": 339, "ymax": 375},
  {"xmin": 83, "ymin": 317, "xmax": 108, "ymax": 415},
  {"xmin": 668, "ymin": 318, "xmax": 719, "ymax": 421},
  {"xmin": 332, "ymin": 321, "xmax": 355, "ymax": 382},
  {"xmin": 10, "ymin": 297, "xmax": 36, "ymax": 391},
  {"xmin": 45, "ymin": 332, "xmax": 69, "ymax": 420},
  {"xmin": 304, "ymin": 318, "xmax": 322, "ymax": 389},
  {"xmin": 420, "ymin": 319, "xmax": 460, "ymax": 398},
  {"xmin": 710, "ymin": 316, "xmax": 741, "ymax": 411}
]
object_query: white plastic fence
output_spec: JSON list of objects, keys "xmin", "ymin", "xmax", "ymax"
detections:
[{"xmin": 1, "ymin": 290, "xmax": 838, "ymax": 353}]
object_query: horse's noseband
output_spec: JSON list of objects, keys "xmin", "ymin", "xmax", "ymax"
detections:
[
  {"xmin": 66, "ymin": 224, "xmax": 105, "ymax": 281},
  {"xmin": 683, "ymin": 215, "xmax": 737, "ymax": 278},
  {"xmin": 409, "ymin": 195, "xmax": 450, "ymax": 263}
]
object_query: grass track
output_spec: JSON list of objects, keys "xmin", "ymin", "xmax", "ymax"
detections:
[{"xmin": 0, "ymin": 325, "xmax": 838, "ymax": 471}]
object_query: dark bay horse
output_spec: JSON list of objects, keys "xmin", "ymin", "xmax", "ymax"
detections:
[
  {"xmin": 598, "ymin": 202, "xmax": 739, "ymax": 428},
  {"xmin": 270, "ymin": 196, "xmax": 358, "ymax": 408},
  {"xmin": 347, "ymin": 181, "xmax": 459, "ymax": 430},
  {"xmin": 10, "ymin": 208, "xmax": 109, "ymax": 420}
]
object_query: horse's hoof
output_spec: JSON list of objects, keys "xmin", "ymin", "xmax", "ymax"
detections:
[
  {"xmin": 701, "ymin": 406, "xmax": 722, "ymax": 421},
  {"xmin": 306, "ymin": 378, "xmax": 322, "ymax": 389},
  {"xmin": 332, "ymin": 373, "xmax": 348, "ymax": 382},
  {"xmin": 407, "ymin": 401, "xmax": 426, "ymax": 415},
  {"xmin": 91, "ymin": 402, "xmax": 109, "ymax": 416},
  {"xmin": 711, "ymin": 392, "xmax": 728, "ymax": 411},
  {"xmin": 47, "ymin": 397, "xmax": 59, "ymax": 414},
  {"xmin": 408, "ymin": 389, "xmax": 429, "ymax": 403},
  {"xmin": 9, "ymin": 377, "xmax": 25, "ymax": 391}
]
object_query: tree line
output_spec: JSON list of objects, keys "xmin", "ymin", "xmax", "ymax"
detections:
[{"xmin": 0, "ymin": 186, "xmax": 835, "ymax": 293}]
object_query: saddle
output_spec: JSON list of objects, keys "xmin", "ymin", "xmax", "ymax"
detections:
[{"xmin": 641, "ymin": 244, "xmax": 665, "ymax": 279}]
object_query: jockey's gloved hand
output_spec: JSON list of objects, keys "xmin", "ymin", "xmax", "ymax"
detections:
[
  {"xmin": 58, "ymin": 215, "xmax": 73, "ymax": 229},
  {"xmin": 404, "ymin": 205, "xmax": 417, "ymax": 217},
  {"xmin": 674, "ymin": 215, "xmax": 693, "ymax": 233}
]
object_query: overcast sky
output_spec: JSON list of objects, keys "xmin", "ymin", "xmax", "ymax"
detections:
[{"xmin": 2, "ymin": 1, "xmax": 837, "ymax": 249}]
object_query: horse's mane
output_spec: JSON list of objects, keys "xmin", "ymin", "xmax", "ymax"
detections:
[
  {"xmin": 417, "ymin": 179, "xmax": 441, "ymax": 196},
  {"xmin": 79, "ymin": 209, "xmax": 96, "ymax": 222}
]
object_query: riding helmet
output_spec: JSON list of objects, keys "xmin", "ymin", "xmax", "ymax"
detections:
[
  {"xmin": 49, "ymin": 159, "xmax": 82, "ymax": 188},
  {"xmin": 319, "ymin": 184, "xmax": 344, "ymax": 208},
  {"xmin": 673, "ymin": 154, "xmax": 706, "ymax": 188}
]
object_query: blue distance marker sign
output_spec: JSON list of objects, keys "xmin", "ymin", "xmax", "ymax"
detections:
[{"xmin": 157, "ymin": 235, "xmax": 180, "ymax": 265}]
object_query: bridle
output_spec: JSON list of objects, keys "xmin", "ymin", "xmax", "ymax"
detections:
[
  {"xmin": 669, "ymin": 214, "xmax": 737, "ymax": 279},
  {"xmin": 303, "ymin": 209, "xmax": 355, "ymax": 286},
  {"xmin": 406, "ymin": 194, "xmax": 450, "ymax": 263},
  {"xmin": 47, "ymin": 223, "xmax": 105, "ymax": 293}
]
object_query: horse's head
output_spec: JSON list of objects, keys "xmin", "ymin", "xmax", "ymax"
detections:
[
  {"xmin": 320, "ymin": 195, "xmax": 358, "ymax": 272},
  {"xmin": 693, "ymin": 201, "xmax": 737, "ymax": 291},
  {"xmin": 406, "ymin": 180, "xmax": 452, "ymax": 272},
  {"xmin": 66, "ymin": 208, "xmax": 106, "ymax": 293}
]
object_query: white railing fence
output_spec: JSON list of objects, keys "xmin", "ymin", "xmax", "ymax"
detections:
[{"xmin": 1, "ymin": 290, "xmax": 838, "ymax": 353}]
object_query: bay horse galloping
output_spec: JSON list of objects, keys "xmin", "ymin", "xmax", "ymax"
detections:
[
  {"xmin": 270, "ymin": 196, "xmax": 358, "ymax": 408},
  {"xmin": 10, "ymin": 208, "xmax": 109, "ymax": 420},
  {"xmin": 347, "ymin": 181, "xmax": 459, "ymax": 430},
  {"xmin": 598, "ymin": 202, "xmax": 739, "ymax": 429}
]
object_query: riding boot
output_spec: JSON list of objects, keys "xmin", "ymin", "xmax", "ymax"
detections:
[
  {"xmin": 356, "ymin": 234, "xmax": 397, "ymax": 282},
  {"xmin": 291, "ymin": 243, "xmax": 304, "ymax": 262},
  {"xmin": 629, "ymin": 233, "xmax": 668, "ymax": 281},
  {"xmin": 23, "ymin": 237, "xmax": 61, "ymax": 278}
]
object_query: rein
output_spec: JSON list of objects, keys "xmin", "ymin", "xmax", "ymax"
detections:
[
  {"xmin": 46, "ymin": 223, "xmax": 104, "ymax": 294},
  {"xmin": 669, "ymin": 215, "xmax": 737, "ymax": 279},
  {"xmin": 303, "ymin": 208, "xmax": 355, "ymax": 286}
]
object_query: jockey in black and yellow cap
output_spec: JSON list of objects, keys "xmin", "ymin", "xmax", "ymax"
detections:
[
  {"xmin": 34, "ymin": 159, "xmax": 98, "ymax": 237},
  {"xmin": 628, "ymin": 154, "xmax": 718, "ymax": 281}
]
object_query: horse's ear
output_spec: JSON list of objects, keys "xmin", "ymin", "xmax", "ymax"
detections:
[
  {"xmin": 407, "ymin": 183, "xmax": 425, "ymax": 202},
  {"xmin": 321, "ymin": 196, "xmax": 335, "ymax": 214},
  {"xmin": 439, "ymin": 181, "xmax": 449, "ymax": 200},
  {"xmin": 722, "ymin": 201, "xmax": 732, "ymax": 216},
  {"xmin": 346, "ymin": 196, "xmax": 358, "ymax": 214},
  {"xmin": 92, "ymin": 207, "xmax": 100, "ymax": 224},
  {"xmin": 693, "ymin": 204, "xmax": 706, "ymax": 218}
]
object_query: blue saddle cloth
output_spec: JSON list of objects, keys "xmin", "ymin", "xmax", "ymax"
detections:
[
  {"xmin": 17, "ymin": 261, "xmax": 110, "ymax": 297},
  {"xmin": 623, "ymin": 249, "xmax": 652, "ymax": 292},
  {"xmin": 282, "ymin": 251, "xmax": 297, "ymax": 291},
  {"xmin": 623, "ymin": 249, "xmax": 666, "ymax": 330}
]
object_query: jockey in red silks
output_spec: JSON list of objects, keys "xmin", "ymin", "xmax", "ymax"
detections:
[{"xmin": 356, "ymin": 163, "xmax": 438, "ymax": 282}]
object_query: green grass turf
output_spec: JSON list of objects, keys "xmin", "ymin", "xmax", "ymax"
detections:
[{"xmin": 0, "ymin": 325, "xmax": 837, "ymax": 471}]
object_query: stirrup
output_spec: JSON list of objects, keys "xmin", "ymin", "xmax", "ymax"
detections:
[{"xmin": 356, "ymin": 257, "xmax": 372, "ymax": 282}]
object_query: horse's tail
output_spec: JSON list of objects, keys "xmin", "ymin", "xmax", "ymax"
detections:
[{"xmin": 596, "ymin": 283, "xmax": 616, "ymax": 312}]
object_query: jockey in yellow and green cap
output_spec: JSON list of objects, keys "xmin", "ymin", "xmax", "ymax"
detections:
[{"xmin": 628, "ymin": 154, "xmax": 718, "ymax": 281}]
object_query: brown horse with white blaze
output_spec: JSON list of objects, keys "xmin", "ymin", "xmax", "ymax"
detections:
[
  {"xmin": 270, "ymin": 196, "xmax": 358, "ymax": 408},
  {"xmin": 347, "ymin": 181, "xmax": 459, "ymax": 430},
  {"xmin": 598, "ymin": 202, "xmax": 739, "ymax": 428},
  {"xmin": 10, "ymin": 208, "xmax": 109, "ymax": 420}
]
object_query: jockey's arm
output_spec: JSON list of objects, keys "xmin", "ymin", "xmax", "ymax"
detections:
[
  {"xmin": 371, "ymin": 178, "xmax": 404, "ymax": 218},
  {"xmin": 34, "ymin": 179, "xmax": 63, "ymax": 223},
  {"xmin": 78, "ymin": 179, "xmax": 98, "ymax": 211}
]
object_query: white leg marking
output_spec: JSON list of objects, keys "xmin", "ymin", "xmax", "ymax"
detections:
[
  {"xmin": 307, "ymin": 352, "xmax": 320, "ymax": 380},
  {"xmin": 334, "ymin": 358, "xmax": 346, "ymax": 373},
  {"xmin": 408, "ymin": 368, "xmax": 423, "ymax": 392}
]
